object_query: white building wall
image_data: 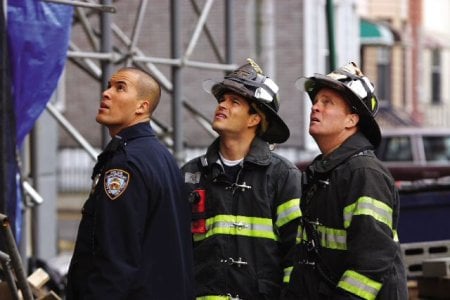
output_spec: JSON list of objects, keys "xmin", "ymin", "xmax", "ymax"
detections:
[
  {"xmin": 335, "ymin": 0, "xmax": 360, "ymax": 66},
  {"xmin": 302, "ymin": 0, "xmax": 360, "ymax": 154},
  {"xmin": 422, "ymin": 0, "xmax": 450, "ymax": 126}
]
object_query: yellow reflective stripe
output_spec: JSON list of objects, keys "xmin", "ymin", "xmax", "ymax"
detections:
[
  {"xmin": 338, "ymin": 270, "xmax": 382, "ymax": 300},
  {"xmin": 295, "ymin": 223, "xmax": 306, "ymax": 244},
  {"xmin": 196, "ymin": 296, "xmax": 231, "ymax": 300},
  {"xmin": 276, "ymin": 198, "xmax": 301, "ymax": 228},
  {"xmin": 344, "ymin": 196, "xmax": 393, "ymax": 229},
  {"xmin": 283, "ymin": 266, "xmax": 293, "ymax": 283},
  {"xmin": 393, "ymin": 229, "xmax": 399, "ymax": 242},
  {"xmin": 295, "ymin": 223, "xmax": 347, "ymax": 250},
  {"xmin": 193, "ymin": 214, "xmax": 277, "ymax": 242},
  {"xmin": 317, "ymin": 225, "xmax": 347, "ymax": 250}
]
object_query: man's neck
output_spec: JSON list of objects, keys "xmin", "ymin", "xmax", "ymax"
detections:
[
  {"xmin": 219, "ymin": 136, "xmax": 254, "ymax": 161},
  {"xmin": 314, "ymin": 131, "xmax": 355, "ymax": 156},
  {"xmin": 107, "ymin": 118, "xmax": 150, "ymax": 137}
]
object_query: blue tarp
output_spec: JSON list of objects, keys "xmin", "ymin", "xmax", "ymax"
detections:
[
  {"xmin": 8, "ymin": 0, "xmax": 73, "ymax": 146},
  {"xmin": 4, "ymin": 0, "xmax": 73, "ymax": 239}
]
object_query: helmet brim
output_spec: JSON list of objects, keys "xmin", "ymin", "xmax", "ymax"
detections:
[
  {"xmin": 203, "ymin": 79, "xmax": 290, "ymax": 144},
  {"xmin": 296, "ymin": 75, "xmax": 381, "ymax": 147}
]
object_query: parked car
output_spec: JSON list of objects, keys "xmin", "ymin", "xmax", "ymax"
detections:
[
  {"xmin": 296, "ymin": 127, "xmax": 450, "ymax": 182},
  {"xmin": 375, "ymin": 127, "xmax": 450, "ymax": 181}
]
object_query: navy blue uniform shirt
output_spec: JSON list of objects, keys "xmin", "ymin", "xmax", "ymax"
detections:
[{"xmin": 66, "ymin": 122, "xmax": 194, "ymax": 300}]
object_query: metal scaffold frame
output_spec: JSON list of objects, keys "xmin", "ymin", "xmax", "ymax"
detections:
[
  {"xmin": 28, "ymin": 0, "xmax": 249, "ymax": 267},
  {"xmin": 3, "ymin": 0, "xmax": 277, "ymax": 271},
  {"xmin": 49, "ymin": 0, "xmax": 237, "ymax": 163}
]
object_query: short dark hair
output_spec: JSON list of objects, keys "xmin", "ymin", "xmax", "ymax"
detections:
[{"xmin": 118, "ymin": 67, "xmax": 161, "ymax": 114}]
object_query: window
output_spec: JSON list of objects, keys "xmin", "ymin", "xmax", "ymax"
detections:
[
  {"xmin": 423, "ymin": 136, "xmax": 450, "ymax": 162},
  {"xmin": 431, "ymin": 49, "xmax": 442, "ymax": 105},
  {"xmin": 377, "ymin": 136, "xmax": 413, "ymax": 162},
  {"xmin": 377, "ymin": 47, "xmax": 391, "ymax": 107}
]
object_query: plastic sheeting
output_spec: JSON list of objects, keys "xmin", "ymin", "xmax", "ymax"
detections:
[
  {"xmin": 1, "ymin": 0, "xmax": 18, "ymax": 240},
  {"xmin": 8, "ymin": 0, "xmax": 73, "ymax": 146},
  {"xmin": 3, "ymin": 0, "xmax": 73, "ymax": 239}
]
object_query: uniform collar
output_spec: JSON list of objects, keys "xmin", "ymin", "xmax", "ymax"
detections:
[
  {"xmin": 310, "ymin": 131, "xmax": 373, "ymax": 174},
  {"xmin": 115, "ymin": 122, "xmax": 154, "ymax": 142}
]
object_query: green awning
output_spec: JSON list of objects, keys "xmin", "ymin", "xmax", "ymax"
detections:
[{"xmin": 360, "ymin": 19, "xmax": 394, "ymax": 46}]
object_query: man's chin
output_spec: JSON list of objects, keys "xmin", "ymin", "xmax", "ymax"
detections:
[
  {"xmin": 95, "ymin": 115, "xmax": 107, "ymax": 125},
  {"xmin": 211, "ymin": 123, "xmax": 222, "ymax": 134},
  {"xmin": 309, "ymin": 126, "xmax": 318, "ymax": 135},
  {"xmin": 309, "ymin": 127, "xmax": 323, "ymax": 139}
]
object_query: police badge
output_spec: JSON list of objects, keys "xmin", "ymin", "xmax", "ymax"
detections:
[{"xmin": 104, "ymin": 169, "xmax": 130, "ymax": 200}]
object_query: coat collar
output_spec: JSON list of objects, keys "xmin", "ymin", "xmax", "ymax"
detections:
[
  {"xmin": 310, "ymin": 132, "xmax": 373, "ymax": 174},
  {"xmin": 203, "ymin": 136, "xmax": 272, "ymax": 169}
]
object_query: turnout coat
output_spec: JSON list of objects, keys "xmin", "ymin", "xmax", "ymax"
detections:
[
  {"xmin": 182, "ymin": 137, "xmax": 302, "ymax": 300},
  {"xmin": 284, "ymin": 132, "xmax": 408, "ymax": 300}
]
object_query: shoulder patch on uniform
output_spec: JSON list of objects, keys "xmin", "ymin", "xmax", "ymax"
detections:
[
  {"xmin": 104, "ymin": 169, "xmax": 130, "ymax": 200},
  {"xmin": 185, "ymin": 172, "xmax": 201, "ymax": 184}
]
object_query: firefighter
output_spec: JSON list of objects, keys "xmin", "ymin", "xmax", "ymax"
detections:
[
  {"xmin": 283, "ymin": 62, "xmax": 408, "ymax": 299},
  {"xmin": 181, "ymin": 59, "xmax": 302, "ymax": 299},
  {"xmin": 66, "ymin": 67, "xmax": 193, "ymax": 299}
]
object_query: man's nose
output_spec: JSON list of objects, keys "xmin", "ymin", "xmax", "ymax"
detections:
[
  {"xmin": 102, "ymin": 88, "xmax": 111, "ymax": 99},
  {"xmin": 218, "ymin": 98, "xmax": 230, "ymax": 108}
]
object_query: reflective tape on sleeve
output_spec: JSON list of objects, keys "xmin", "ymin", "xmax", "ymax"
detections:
[
  {"xmin": 337, "ymin": 270, "xmax": 382, "ymax": 300},
  {"xmin": 276, "ymin": 198, "xmax": 301, "ymax": 228},
  {"xmin": 344, "ymin": 196, "xmax": 393, "ymax": 230}
]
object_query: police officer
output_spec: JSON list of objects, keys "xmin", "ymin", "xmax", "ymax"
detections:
[
  {"xmin": 66, "ymin": 67, "xmax": 194, "ymax": 299},
  {"xmin": 182, "ymin": 59, "xmax": 302, "ymax": 299},
  {"xmin": 283, "ymin": 62, "xmax": 407, "ymax": 299}
]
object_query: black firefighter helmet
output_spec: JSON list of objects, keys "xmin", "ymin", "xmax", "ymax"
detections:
[
  {"xmin": 203, "ymin": 58, "xmax": 290, "ymax": 144},
  {"xmin": 296, "ymin": 62, "xmax": 381, "ymax": 147}
]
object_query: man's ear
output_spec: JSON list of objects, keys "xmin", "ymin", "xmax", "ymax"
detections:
[
  {"xmin": 248, "ymin": 113, "xmax": 261, "ymax": 128},
  {"xmin": 136, "ymin": 99, "xmax": 150, "ymax": 115},
  {"xmin": 345, "ymin": 113, "xmax": 360, "ymax": 129}
]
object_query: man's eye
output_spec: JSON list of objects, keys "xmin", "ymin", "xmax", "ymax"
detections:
[
  {"xmin": 231, "ymin": 97, "xmax": 240, "ymax": 104},
  {"xmin": 322, "ymin": 98, "xmax": 331, "ymax": 105}
]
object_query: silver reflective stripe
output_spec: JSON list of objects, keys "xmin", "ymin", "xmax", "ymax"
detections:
[
  {"xmin": 276, "ymin": 198, "xmax": 301, "ymax": 228},
  {"xmin": 193, "ymin": 214, "xmax": 277, "ymax": 242},
  {"xmin": 197, "ymin": 295, "xmax": 243, "ymax": 300},
  {"xmin": 295, "ymin": 223, "xmax": 346, "ymax": 250},
  {"xmin": 317, "ymin": 226, "xmax": 347, "ymax": 250},
  {"xmin": 338, "ymin": 270, "xmax": 381, "ymax": 300},
  {"xmin": 344, "ymin": 196, "xmax": 393, "ymax": 230}
]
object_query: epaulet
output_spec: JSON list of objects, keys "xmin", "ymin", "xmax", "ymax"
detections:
[
  {"xmin": 351, "ymin": 149, "xmax": 374, "ymax": 158},
  {"xmin": 200, "ymin": 155, "xmax": 208, "ymax": 167}
]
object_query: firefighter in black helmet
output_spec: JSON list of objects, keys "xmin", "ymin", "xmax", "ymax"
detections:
[
  {"xmin": 283, "ymin": 62, "xmax": 407, "ymax": 300},
  {"xmin": 181, "ymin": 59, "xmax": 302, "ymax": 299}
]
